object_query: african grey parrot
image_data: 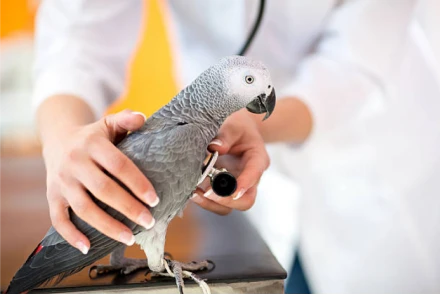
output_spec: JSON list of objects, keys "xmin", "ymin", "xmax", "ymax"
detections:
[{"xmin": 6, "ymin": 56, "xmax": 276, "ymax": 293}]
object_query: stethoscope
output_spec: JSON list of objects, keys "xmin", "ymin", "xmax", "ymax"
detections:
[
  {"xmin": 199, "ymin": 0, "xmax": 266, "ymax": 197},
  {"xmin": 237, "ymin": 0, "xmax": 266, "ymax": 56}
]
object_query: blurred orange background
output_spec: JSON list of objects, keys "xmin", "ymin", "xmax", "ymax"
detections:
[{"xmin": 1, "ymin": 0, "xmax": 177, "ymax": 117}]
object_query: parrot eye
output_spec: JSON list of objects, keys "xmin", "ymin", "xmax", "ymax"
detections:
[{"xmin": 245, "ymin": 75, "xmax": 254, "ymax": 84}]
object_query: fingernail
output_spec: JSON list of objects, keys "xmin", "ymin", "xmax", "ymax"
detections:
[
  {"xmin": 209, "ymin": 139, "xmax": 223, "ymax": 146},
  {"xmin": 132, "ymin": 111, "xmax": 147, "ymax": 121},
  {"xmin": 138, "ymin": 212, "xmax": 155, "ymax": 230},
  {"xmin": 191, "ymin": 193, "xmax": 198, "ymax": 199},
  {"xmin": 144, "ymin": 191, "xmax": 159, "ymax": 207},
  {"xmin": 233, "ymin": 188, "xmax": 247, "ymax": 200},
  {"xmin": 191, "ymin": 193, "xmax": 202, "ymax": 204},
  {"xmin": 76, "ymin": 241, "xmax": 89, "ymax": 255},
  {"xmin": 203, "ymin": 189, "xmax": 213, "ymax": 197},
  {"xmin": 150, "ymin": 197, "xmax": 160, "ymax": 207},
  {"xmin": 120, "ymin": 231, "xmax": 135, "ymax": 246}
]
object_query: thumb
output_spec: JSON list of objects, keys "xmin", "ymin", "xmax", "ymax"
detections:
[
  {"xmin": 207, "ymin": 128, "xmax": 240, "ymax": 155},
  {"xmin": 101, "ymin": 109, "xmax": 147, "ymax": 142}
]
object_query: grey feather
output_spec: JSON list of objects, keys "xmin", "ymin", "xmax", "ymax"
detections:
[{"xmin": 6, "ymin": 56, "xmax": 275, "ymax": 293}]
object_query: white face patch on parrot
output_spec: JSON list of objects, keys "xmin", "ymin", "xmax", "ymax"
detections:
[
  {"xmin": 216, "ymin": 56, "xmax": 275, "ymax": 120},
  {"xmin": 226, "ymin": 62, "xmax": 273, "ymax": 106}
]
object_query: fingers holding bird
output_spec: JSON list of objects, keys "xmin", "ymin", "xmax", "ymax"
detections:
[
  {"xmin": 191, "ymin": 110, "xmax": 269, "ymax": 212},
  {"xmin": 191, "ymin": 187, "xmax": 233, "ymax": 216}
]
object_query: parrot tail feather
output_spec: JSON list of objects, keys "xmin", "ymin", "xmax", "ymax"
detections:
[
  {"xmin": 5, "ymin": 261, "xmax": 88, "ymax": 294},
  {"xmin": 6, "ymin": 239, "xmax": 120, "ymax": 293}
]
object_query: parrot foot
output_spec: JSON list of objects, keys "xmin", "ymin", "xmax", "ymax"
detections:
[
  {"xmin": 153, "ymin": 258, "xmax": 213, "ymax": 294},
  {"xmin": 89, "ymin": 258, "xmax": 149, "ymax": 278},
  {"xmin": 88, "ymin": 249, "xmax": 176, "ymax": 279}
]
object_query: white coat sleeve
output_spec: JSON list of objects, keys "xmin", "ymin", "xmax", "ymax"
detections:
[
  {"xmin": 283, "ymin": 0, "xmax": 416, "ymax": 135},
  {"xmin": 33, "ymin": 0, "xmax": 144, "ymax": 119}
]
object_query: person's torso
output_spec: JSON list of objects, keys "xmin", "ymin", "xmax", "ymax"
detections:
[
  {"xmin": 160, "ymin": 1, "xmax": 440, "ymax": 292},
  {"xmin": 165, "ymin": 0, "xmax": 336, "ymax": 93}
]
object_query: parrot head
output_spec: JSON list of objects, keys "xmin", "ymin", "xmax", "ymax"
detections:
[
  {"xmin": 192, "ymin": 56, "xmax": 276, "ymax": 122},
  {"xmin": 222, "ymin": 56, "xmax": 276, "ymax": 120}
]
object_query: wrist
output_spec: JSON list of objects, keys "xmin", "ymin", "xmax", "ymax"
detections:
[
  {"xmin": 36, "ymin": 95, "xmax": 95, "ymax": 145},
  {"xmin": 257, "ymin": 96, "xmax": 313, "ymax": 143}
]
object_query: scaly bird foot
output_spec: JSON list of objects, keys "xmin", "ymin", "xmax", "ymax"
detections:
[
  {"xmin": 89, "ymin": 247, "xmax": 175, "ymax": 279},
  {"xmin": 89, "ymin": 246, "xmax": 163, "ymax": 278},
  {"xmin": 89, "ymin": 258, "xmax": 149, "ymax": 278}
]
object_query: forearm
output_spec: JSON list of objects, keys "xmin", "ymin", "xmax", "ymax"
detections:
[
  {"xmin": 36, "ymin": 95, "xmax": 96, "ymax": 145},
  {"xmin": 252, "ymin": 97, "xmax": 313, "ymax": 144}
]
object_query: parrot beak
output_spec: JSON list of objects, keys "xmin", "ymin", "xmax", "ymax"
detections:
[{"xmin": 246, "ymin": 88, "xmax": 276, "ymax": 120}]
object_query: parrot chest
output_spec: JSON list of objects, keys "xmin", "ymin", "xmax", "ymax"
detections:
[{"xmin": 120, "ymin": 122, "xmax": 216, "ymax": 227}]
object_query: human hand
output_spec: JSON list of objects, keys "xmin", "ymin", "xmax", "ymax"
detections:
[
  {"xmin": 191, "ymin": 109, "xmax": 270, "ymax": 215},
  {"xmin": 42, "ymin": 110, "xmax": 159, "ymax": 254}
]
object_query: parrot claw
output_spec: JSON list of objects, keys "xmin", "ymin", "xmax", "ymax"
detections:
[
  {"xmin": 121, "ymin": 264, "xmax": 148, "ymax": 275},
  {"xmin": 89, "ymin": 246, "xmax": 152, "ymax": 279},
  {"xmin": 176, "ymin": 260, "xmax": 214, "ymax": 272},
  {"xmin": 88, "ymin": 262, "xmax": 150, "ymax": 279},
  {"xmin": 89, "ymin": 251, "xmax": 176, "ymax": 279},
  {"xmin": 89, "ymin": 265, "xmax": 120, "ymax": 279}
]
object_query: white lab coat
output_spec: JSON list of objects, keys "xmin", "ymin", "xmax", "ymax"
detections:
[{"xmin": 34, "ymin": 0, "xmax": 440, "ymax": 292}]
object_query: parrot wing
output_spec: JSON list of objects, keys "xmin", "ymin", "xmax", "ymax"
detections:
[
  {"xmin": 7, "ymin": 117, "xmax": 209, "ymax": 293},
  {"xmin": 6, "ymin": 201, "xmax": 131, "ymax": 294}
]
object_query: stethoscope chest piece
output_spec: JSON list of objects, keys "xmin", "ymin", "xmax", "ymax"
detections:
[{"xmin": 197, "ymin": 151, "xmax": 237, "ymax": 197}]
